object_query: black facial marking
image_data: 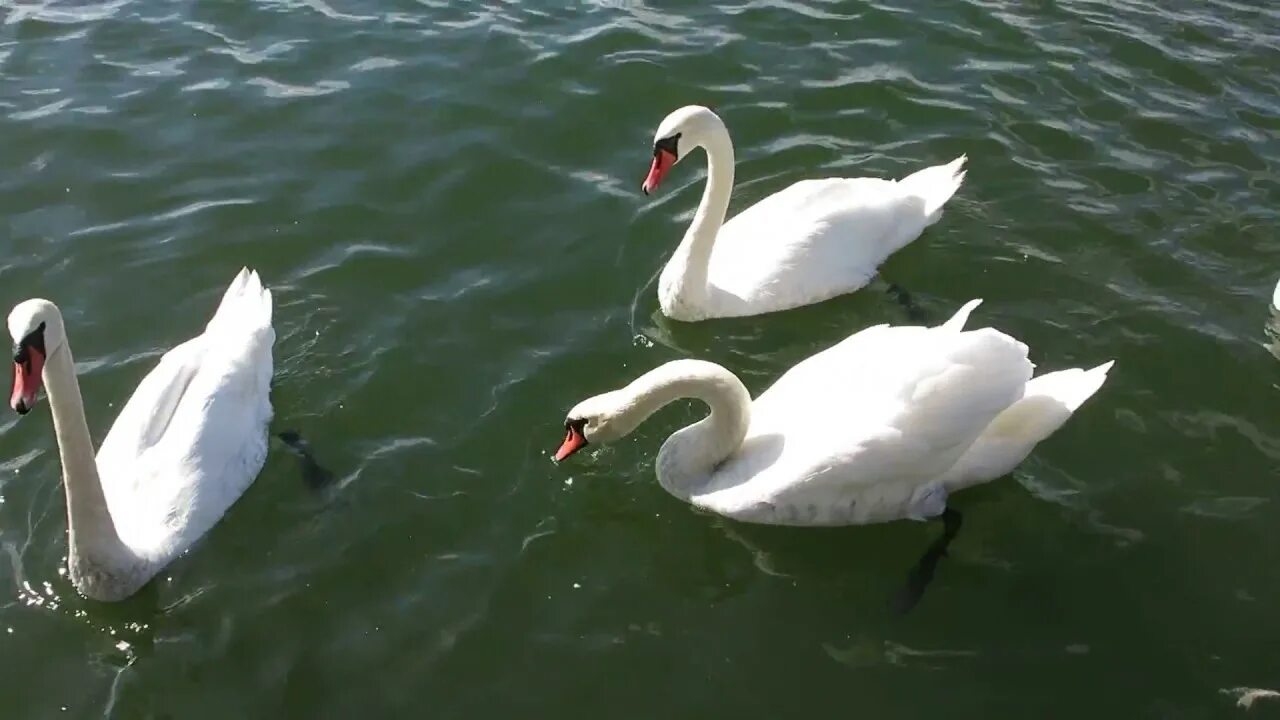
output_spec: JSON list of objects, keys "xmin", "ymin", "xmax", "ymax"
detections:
[
  {"xmin": 13, "ymin": 322, "xmax": 46, "ymax": 366},
  {"xmin": 653, "ymin": 133, "xmax": 681, "ymax": 158},
  {"xmin": 565, "ymin": 417, "xmax": 587, "ymax": 433}
]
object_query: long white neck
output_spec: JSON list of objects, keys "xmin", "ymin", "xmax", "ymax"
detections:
[
  {"xmin": 41, "ymin": 337, "xmax": 140, "ymax": 599},
  {"xmin": 658, "ymin": 122, "xmax": 735, "ymax": 317},
  {"xmin": 610, "ymin": 359, "xmax": 751, "ymax": 498}
]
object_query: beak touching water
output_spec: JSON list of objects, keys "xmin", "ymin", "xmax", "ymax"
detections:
[
  {"xmin": 642, "ymin": 148, "xmax": 676, "ymax": 195},
  {"xmin": 11, "ymin": 346, "xmax": 44, "ymax": 415},
  {"xmin": 554, "ymin": 422, "xmax": 588, "ymax": 462}
]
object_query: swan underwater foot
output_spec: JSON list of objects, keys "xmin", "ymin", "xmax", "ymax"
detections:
[
  {"xmin": 883, "ymin": 281, "xmax": 928, "ymax": 324},
  {"xmin": 891, "ymin": 507, "xmax": 963, "ymax": 614},
  {"xmin": 276, "ymin": 430, "xmax": 336, "ymax": 491}
]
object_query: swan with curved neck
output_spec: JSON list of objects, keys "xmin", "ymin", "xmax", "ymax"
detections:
[
  {"xmin": 555, "ymin": 299, "xmax": 1114, "ymax": 528},
  {"xmin": 642, "ymin": 105, "xmax": 968, "ymax": 321},
  {"xmin": 555, "ymin": 359, "xmax": 752, "ymax": 502},
  {"xmin": 8, "ymin": 268, "xmax": 274, "ymax": 601}
]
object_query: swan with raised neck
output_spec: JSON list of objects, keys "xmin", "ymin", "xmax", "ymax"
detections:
[
  {"xmin": 7, "ymin": 268, "xmax": 274, "ymax": 601},
  {"xmin": 641, "ymin": 105, "xmax": 968, "ymax": 321}
]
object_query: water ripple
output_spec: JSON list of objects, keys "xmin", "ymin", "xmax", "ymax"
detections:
[{"xmin": 0, "ymin": 0, "xmax": 1277, "ymax": 716}]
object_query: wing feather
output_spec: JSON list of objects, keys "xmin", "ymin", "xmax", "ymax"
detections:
[
  {"xmin": 93, "ymin": 269, "xmax": 274, "ymax": 559},
  {"xmin": 696, "ymin": 319, "xmax": 1032, "ymax": 523}
]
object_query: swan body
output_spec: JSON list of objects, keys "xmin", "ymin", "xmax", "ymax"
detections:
[
  {"xmin": 555, "ymin": 299, "xmax": 1112, "ymax": 526},
  {"xmin": 642, "ymin": 105, "xmax": 967, "ymax": 321},
  {"xmin": 7, "ymin": 268, "xmax": 274, "ymax": 601}
]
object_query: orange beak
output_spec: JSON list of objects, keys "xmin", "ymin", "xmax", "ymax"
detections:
[
  {"xmin": 642, "ymin": 149, "xmax": 676, "ymax": 195},
  {"xmin": 11, "ymin": 347, "xmax": 44, "ymax": 415},
  {"xmin": 554, "ymin": 424, "xmax": 588, "ymax": 462}
]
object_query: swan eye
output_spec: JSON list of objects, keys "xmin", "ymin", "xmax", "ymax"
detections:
[
  {"xmin": 653, "ymin": 133, "xmax": 681, "ymax": 159},
  {"xmin": 12, "ymin": 322, "xmax": 45, "ymax": 363}
]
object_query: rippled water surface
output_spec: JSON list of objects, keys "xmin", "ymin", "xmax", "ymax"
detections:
[{"xmin": 1, "ymin": 1, "xmax": 1278, "ymax": 717}]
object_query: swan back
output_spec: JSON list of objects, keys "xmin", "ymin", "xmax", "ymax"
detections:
[
  {"xmin": 702, "ymin": 157, "xmax": 968, "ymax": 318},
  {"xmin": 691, "ymin": 314, "xmax": 1034, "ymax": 525},
  {"xmin": 95, "ymin": 268, "xmax": 274, "ymax": 564}
]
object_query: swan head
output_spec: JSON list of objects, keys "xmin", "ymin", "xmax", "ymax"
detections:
[
  {"xmin": 7, "ymin": 299, "xmax": 64, "ymax": 415},
  {"xmin": 553, "ymin": 390, "xmax": 637, "ymax": 462},
  {"xmin": 642, "ymin": 105, "xmax": 725, "ymax": 195}
]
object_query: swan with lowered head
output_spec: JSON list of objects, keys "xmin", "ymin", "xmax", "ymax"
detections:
[
  {"xmin": 642, "ymin": 105, "xmax": 968, "ymax": 321},
  {"xmin": 554, "ymin": 299, "xmax": 1112, "ymax": 528},
  {"xmin": 8, "ymin": 268, "xmax": 274, "ymax": 601}
]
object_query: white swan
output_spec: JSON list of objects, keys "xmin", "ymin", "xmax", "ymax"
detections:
[
  {"xmin": 8, "ymin": 268, "xmax": 274, "ymax": 601},
  {"xmin": 554, "ymin": 299, "xmax": 1112, "ymax": 527},
  {"xmin": 641, "ymin": 105, "xmax": 968, "ymax": 321}
]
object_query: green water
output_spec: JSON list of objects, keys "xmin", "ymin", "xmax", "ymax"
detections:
[{"xmin": 1, "ymin": 1, "xmax": 1278, "ymax": 717}]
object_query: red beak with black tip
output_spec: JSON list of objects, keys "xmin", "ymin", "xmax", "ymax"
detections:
[
  {"xmin": 554, "ymin": 422, "xmax": 588, "ymax": 462},
  {"xmin": 11, "ymin": 346, "xmax": 44, "ymax": 415},
  {"xmin": 642, "ymin": 148, "xmax": 676, "ymax": 195}
]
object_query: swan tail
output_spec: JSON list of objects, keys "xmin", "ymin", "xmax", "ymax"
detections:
[
  {"xmin": 899, "ymin": 154, "xmax": 967, "ymax": 224},
  {"xmin": 1272, "ymin": 277, "xmax": 1280, "ymax": 312},
  {"xmin": 939, "ymin": 298, "xmax": 983, "ymax": 332},
  {"xmin": 974, "ymin": 359, "xmax": 1112, "ymax": 445},
  {"xmin": 938, "ymin": 360, "xmax": 1112, "ymax": 491},
  {"xmin": 1024, "ymin": 360, "xmax": 1114, "ymax": 413},
  {"xmin": 207, "ymin": 267, "xmax": 273, "ymax": 337}
]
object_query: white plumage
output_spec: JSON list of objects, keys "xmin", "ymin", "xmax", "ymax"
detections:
[
  {"xmin": 7, "ymin": 267, "xmax": 274, "ymax": 601},
  {"xmin": 644, "ymin": 106, "xmax": 967, "ymax": 321},
  {"xmin": 559, "ymin": 299, "xmax": 1112, "ymax": 526},
  {"xmin": 96, "ymin": 267, "xmax": 274, "ymax": 562}
]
